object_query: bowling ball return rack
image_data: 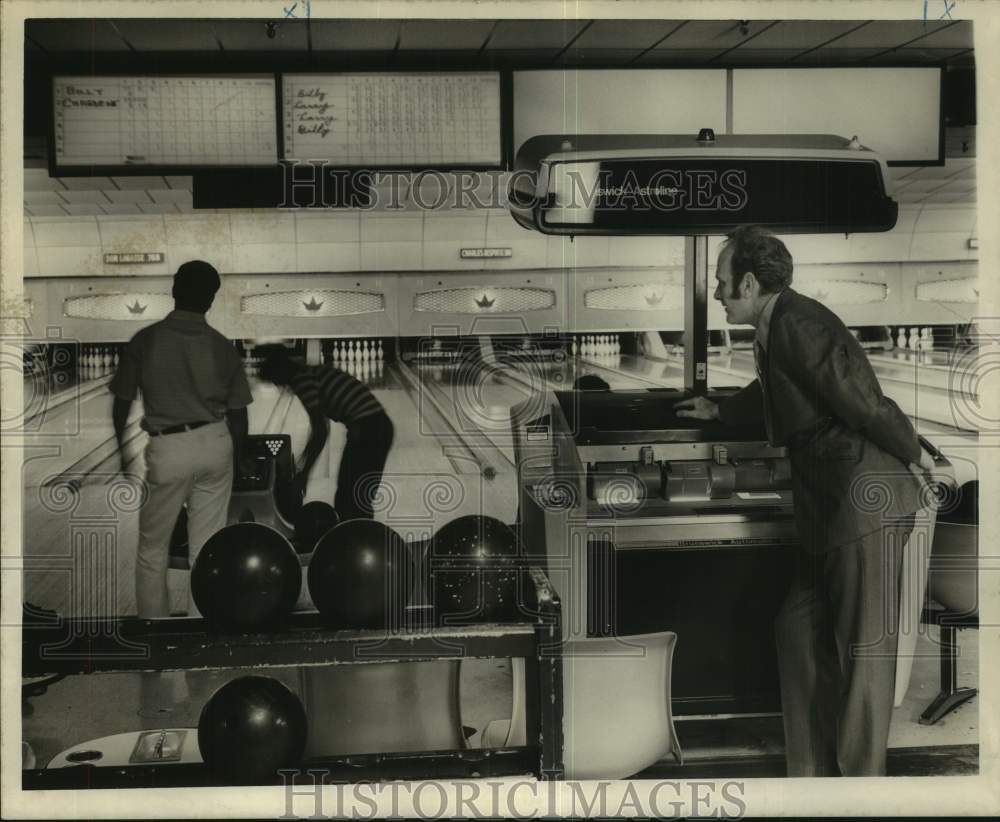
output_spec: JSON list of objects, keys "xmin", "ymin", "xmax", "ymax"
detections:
[{"xmin": 21, "ymin": 568, "xmax": 564, "ymax": 788}]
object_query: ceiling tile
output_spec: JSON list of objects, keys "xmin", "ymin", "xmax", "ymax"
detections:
[
  {"xmin": 138, "ymin": 203, "xmax": 179, "ymax": 215},
  {"xmin": 652, "ymin": 20, "xmax": 762, "ymax": 50},
  {"xmin": 214, "ymin": 19, "xmax": 309, "ymax": 51},
  {"xmin": 486, "ymin": 20, "xmax": 588, "ymax": 51},
  {"xmin": 64, "ymin": 203, "xmax": 105, "ymax": 216},
  {"xmin": 149, "ymin": 189, "xmax": 193, "ymax": 204},
  {"xmin": 866, "ymin": 47, "xmax": 969, "ymax": 64},
  {"xmin": 24, "ymin": 168, "xmax": 67, "ymax": 192},
  {"xmin": 633, "ymin": 49, "xmax": 731, "ymax": 65},
  {"xmin": 572, "ymin": 20, "xmax": 686, "ymax": 49},
  {"xmin": 399, "ymin": 20, "xmax": 495, "ymax": 50},
  {"xmin": 112, "ymin": 19, "xmax": 222, "ymax": 51},
  {"xmin": 555, "ymin": 49, "xmax": 649, "ymax": 65},
  {"xmin": 111, "ymin": 176, "xmax": 169, "ymax": 190},
  {"xmin": 310, "ymin": 19, "xmax": 402, "ymax": 51},
  {"xmin": 906, "ymin": 20, "xmax": 972, "ymax": 49},
  {"xmin": 60, "ymin": 177, "xmax": 115, "ymax": 190},
  {"xmin": 791, "ymin": 48, "xmax": 883, "ymax": 63},
  {"xmin": 25, "ymin": 205, "xmax": 69, "ymax": 217},
  {"xmin": 105, "ymin": 189, "xmax": 153, "ymax": 204},
  {"xmin": 817, "ymin": 20, "xmax": 952, "ymax": 49},
  {"xmin": 24, "ymin": 191, "xmax": 65, "ymax": 205},
  {"xmin": 101, "ymin": 203, "xmax": 143, "ymax": 215},
  {"xmin": 25, "ymin": 19, "xmax": 129, "ymax": 52},
  {"xmin": 60, "ymin": 190, "xmax": 110, "ymax": 204},
  {"xmin": 736, "ymin": 20, "xmax": 864, "ymax": 50}
]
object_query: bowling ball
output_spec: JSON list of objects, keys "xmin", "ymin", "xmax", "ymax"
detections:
[
  {"xmin": 293, "ymin": 501, "xmax": 341, "ymax": 554},
  {"xmin": 430, "ymin": 515, "xmax": 522, "ymax": 625},
  {"xmin": 307, "ymin": 519, "xmax": 407, "ymax": 629},
  {"xmin": 198, "ymin": 676, "xmax": 307, "ymax": 785},
  {"xmin": 191, "ymin": 523, "xmax": 302, "ymax": 633}
]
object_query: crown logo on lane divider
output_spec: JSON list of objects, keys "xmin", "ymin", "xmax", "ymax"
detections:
[
  {"xmin": 645, "ymin": 291, "xmax": 663, "ymax": 306},
  {"xmin": 126, "ymin": 300, "xmax": 147, "ymax": 314},
  {"xmin": 474, "ymin": 293, "xmax": 496, "ymax": 309},
  {"xmin": 302, "ymin": 296, "xmax": 324, "ymax": 311}
]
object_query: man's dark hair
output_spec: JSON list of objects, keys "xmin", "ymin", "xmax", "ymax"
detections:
[
  {"xmin": 172, "ymin": 260, "xmax": 221, "ymax": 312},
  {"xmin": 255, "ymin": 344, "xmax": 302, "ymax": 386},
  {"xmin": 722, "ymin": 225, "xmax": 793, "ymax": 297}
]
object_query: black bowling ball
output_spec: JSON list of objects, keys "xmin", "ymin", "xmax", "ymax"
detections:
[
  {"xmin": 191, "ymin": 523, "xmax": 302, "ymax": 633},
  {"xmin": 293, "ymin": 501, "xmax": 341, "ymax": 554},
  {"xmin": 430, "ymin": 515, "xmax": 521, "ymax": 625},
  {"xmin": 197, "ymin": 676, "xmax": 307, "ymax": 785},
  {"xmin": 307, "ymin": 519, "xmax": 407, "ymax": 629}
]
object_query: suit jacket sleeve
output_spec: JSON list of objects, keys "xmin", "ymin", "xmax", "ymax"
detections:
[
  {"xmin": 777, "ymin": 314, "xmax": 921, "ymax": 465},
  {"xmin": 718, "ymin": 379, "xmax": 765, "ymax": 426}
]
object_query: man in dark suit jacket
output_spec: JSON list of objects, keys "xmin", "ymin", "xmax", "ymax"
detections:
[{"xmin": 675, "ymin": 225, "xmax": 934, "ymax": 776}]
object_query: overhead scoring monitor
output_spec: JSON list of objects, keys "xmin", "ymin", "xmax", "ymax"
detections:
[
  {"xmin": 52, "ymin": 75, "xmax": 279, "ymax": 171},
  {"xmin": 281, "ymin": 72, "xmax": 503, "ymax": 167},
  {"xmin": 508, "ymin": 132, "xmax": 899, "ymax": 236}
]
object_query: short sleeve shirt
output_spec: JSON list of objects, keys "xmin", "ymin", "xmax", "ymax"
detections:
[
  {"xmin": 109, "ymin": 310, "xmax": 253, "ymax": 432},
  {"xmin": 289, "ymin": 365, "xmax": 383, "ymax": 426}
]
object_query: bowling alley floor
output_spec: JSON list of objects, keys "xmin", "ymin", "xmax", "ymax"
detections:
[{"xmin": 22, "ymin": 623, "xmax": 979, "ymax": 778}]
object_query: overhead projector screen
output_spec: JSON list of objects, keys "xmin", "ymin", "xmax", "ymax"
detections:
[{"xmin": 732, "ymin": 68, "xmax": 942, "ymax": 165}]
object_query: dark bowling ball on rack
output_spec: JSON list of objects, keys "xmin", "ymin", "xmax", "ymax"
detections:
[
  {"xmin": 430, "ymin": 515, "xmax": 521, "ymax": 626},
  {"xmin": 198, "ymin": 676, "xmax": 308, "ymax": 785},
  {"xmin": 293, "ymin": 501, "xmax": 341, "ymax": 554},
  {"xmin": 191, "ymin": 523, "xmax": 302, "ymax": 633},
  {"xmin": 307, "ymin": 519, "xmax": 408, "ymax": 629}
]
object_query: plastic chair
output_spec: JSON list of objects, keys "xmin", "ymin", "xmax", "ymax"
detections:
[
  {"xmin": 562, "ymin": 631, "xmax": 683, "ymax": 779},
  {"xmin": 298, "ymin": 661, "xmax": 465, "ymax": 757}
]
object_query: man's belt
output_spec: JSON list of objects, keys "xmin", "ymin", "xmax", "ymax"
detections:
[{"xmin": 148, "ymin": 421, "xmax": 213, "ymax": 437}]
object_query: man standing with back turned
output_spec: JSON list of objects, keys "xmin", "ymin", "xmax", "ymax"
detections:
[
  {"xmin": 110, "ymin": 261, "xmax": 252, "ymax": 618},
  {"xmin": 675, "ymin": 225, "xmax": 935, "ymax": 776}
]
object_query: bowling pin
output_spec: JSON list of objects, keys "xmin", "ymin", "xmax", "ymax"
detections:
[
  {"xmin": 896, "ymin": 328, "xmax": 907, "ymax": 349},
  {"xmin": 613, "ymin": 335, "xmax": 620, "ymax": 356},
  {"xmin": 376, "ymin": 340, "xmax": 384, "ymax": 361},
  {"xmin": 908, "ymin": 327, "xmax": 920, "ymax": 351}
]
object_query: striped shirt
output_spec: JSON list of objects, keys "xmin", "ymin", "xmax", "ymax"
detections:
[{"xmin": 289, "ymin": 365, "xmax": 384, "ymax": 426}]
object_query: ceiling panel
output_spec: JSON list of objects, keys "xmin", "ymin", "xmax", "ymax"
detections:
[
  {"xmin": 64, "ymin": 203, "xmax": 105, "ymax": 216},
  {"xmin": 485, "ymin": 20, "xmax": 588, "ymax": 51},
  {"xmin": 310, "ymin": 19, "xmax": 402, "ymax": 51},
  {"xmin": 819, "ymin": 20, "xmax": 953, "ymax": 48},
  {"xmin": 571, "ymin": 20, "xmax": 685, "ymax": 49},
  {"xmin": 906, "ymin": 20, "xmax": 972, "ymax": 48},
  {"xmin": 651, "ymin": 20, "xmax": 764, "ymax": 50},
  {"xmin": 60, "ymin": 177, "xmax": 115, "ymax": 190},
  {"xmin": 633, "ymin": 49, "xmax": 733, "ymax": 65},
  {"xmin": 111, "ymin": 176, "xmax": 169, "ymax": 190},
  {"xmin": 734, "ymin": 20, "xmax": 864, "ymax": 50},
  {"xmin": 113, "ymin": 19, "xmax": 222, "ymax": 51},
  {"xmin": 867, "ymin": 47, "xmax": 970, "ymax": 64},
  {"xmin": 792, "ymin": 48, "xmax": 883, "ymax": 63},
  {"xmin": 26, "ymin": 19, "xmax": 129, "ymax": 52},
  {"xmin": 24, "ymin": 169, "xmax": 66, "ymax": 192},
  {"xmin": 60, "ymin": 190, "xmax": 110, "ymax": 204},
  {"xmin": 26, "ymin": 205, "xmax": 69, "ymax": 217},
  {"xmin": 101, "ymin": 204, "xmax": 143, "ymax": 215},
  {"xmin": 214, "ymin": 19, "xmax": 309, "ymax": 51},
  {"xmin": 555, "ymin": 49, "xmax": 648, "ymax": 65},
  {"xmin": 398, "ymin": 20, "xmax": 494, "ymax": 50}
]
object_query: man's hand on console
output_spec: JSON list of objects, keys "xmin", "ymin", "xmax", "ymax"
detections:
[{"xmin": 673, "ymin": 396, "xmax": 720, "ymax": 421}]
